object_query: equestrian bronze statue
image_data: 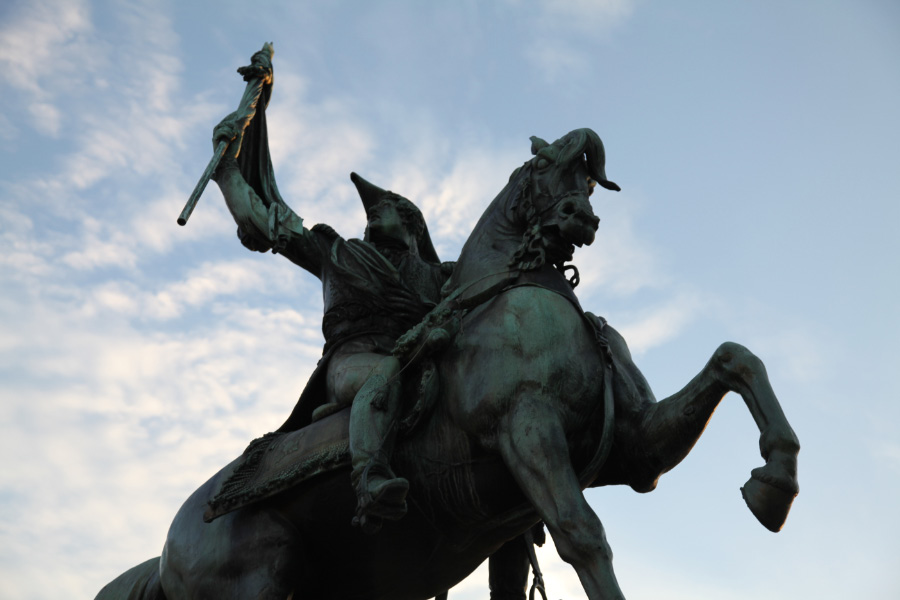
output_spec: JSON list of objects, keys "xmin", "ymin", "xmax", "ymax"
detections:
[{"xmin": 98, "ymin": 44, "xmax": 800, "ymax": 600}]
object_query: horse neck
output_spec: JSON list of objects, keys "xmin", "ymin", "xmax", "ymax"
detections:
[{"xmin": 449, "ymin": 168, "xmax": 528, "ymax": 290}]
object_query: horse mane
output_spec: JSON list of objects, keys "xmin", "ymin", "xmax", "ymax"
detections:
[{"xmin": 507, "ymin": 166, "xmax": 546, "ymax": 272}]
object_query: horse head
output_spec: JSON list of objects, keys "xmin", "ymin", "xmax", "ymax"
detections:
[
  {"xmin": 510, "ymin": 128, "xmax": 620, "ymax": 272},
  {"xmin": 450, "ymin": 128, "xmax": 619, "ymax": 293}
]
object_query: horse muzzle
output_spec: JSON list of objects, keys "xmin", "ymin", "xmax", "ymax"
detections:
[{"xmin": 555, "ymin": 199, "xmax": 599, "ymax": 247}]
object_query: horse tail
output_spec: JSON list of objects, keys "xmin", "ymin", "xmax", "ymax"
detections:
[{"xmin": 95, "ymin": 557, "xmax": 166, "ymax": 600}]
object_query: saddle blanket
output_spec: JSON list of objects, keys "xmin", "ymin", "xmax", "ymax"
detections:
[{"xmin": 204, "ymin": 409, "xmax": 350, "ymax": 522}]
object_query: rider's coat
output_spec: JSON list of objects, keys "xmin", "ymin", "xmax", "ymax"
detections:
[{"xmin": 218, "ymin": 162, "xmax": 447, "ymax": 431}]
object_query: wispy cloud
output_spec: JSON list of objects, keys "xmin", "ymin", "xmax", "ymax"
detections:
[
  {"xmin": 518, "ymin": 0, "xmax": 637, "ymax": 81},
  {"xmin": 75, "ymin": 258, "xmax": 294, "ymax": 320},
  {"xmin": 384, "ymin": 135, "xmax": 524, "ymax": 256},
  {"xmin": 255, "ymin": 72, "xmax": 524, "ymax": 259},
  {"xmin": 0, "ymin": 251, "xmax": 323, "ymax": 596},
  {"xmin": 0, "ymin": 0, "xmax": 94, "ymax": 100},
  {"xmin": 1, "ymin": 0, "xmax": 220, "ymax": 217},
  {"xmin": 576, "ymin": 195, "xmax": 665, "ymax": 297},
  {"xmin": 273, "ymin": 89, "xmax": 375, "ymax": 176},
  {"xmin": 27, "ymin": 101, "xmax": 63, "ymax": 136},
  {"xmin": 873, "ymin": 441, "xmax": 900, "ymax": 474},
  {"xmin": 615, "ymin": 291, "xmax": 704, "ymax": 354},
  {"xmin": 61, "ymin": 231, "xmax": 139, "ymax": 270},
  {"xmin": 0, "ymin": 5, "xmax": 330, "ymax": 594},
  {"xmin": 0, "ymin": 0, "xmax": 233, "ymax": 311}
]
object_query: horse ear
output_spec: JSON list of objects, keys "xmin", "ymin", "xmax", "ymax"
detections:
[
  {"xmin": 530, "ymin": 136, "xmax": 557, "ymax": 170},
  {"xmin": 530, "ymin": 136, "xmax": 549, "ymax": 155}
]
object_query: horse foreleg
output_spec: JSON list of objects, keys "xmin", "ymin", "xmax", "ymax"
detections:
[
  {"xmin": 498, "ymin": 396, "xmax": 626, "ymax": 600},
  {"xmin": 634, "ymin": 341, "xmax": 800, "ymax": 531}
]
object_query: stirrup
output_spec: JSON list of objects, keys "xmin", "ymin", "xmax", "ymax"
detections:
[{"xmin": 351, "ymin": 462, "xmax": 409, "ymax": 534}]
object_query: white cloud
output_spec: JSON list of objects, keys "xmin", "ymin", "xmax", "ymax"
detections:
[
  {"xmin": 61, "ymin": 234, "xmax": 139, "ymax": 270},
  {"xmin": 250, "ymin": 73, "xmax": 520, "ymax": 256},
  {"xmin": 126, "ymin": 186, "xmax": 237, "ymax": 254},
  {"xmin": 615, "ymin": 291, "xmax": 703, "ymax": 354},
  {"xmin": 389, "ymin": 142, "xmax": 523, "ymax": 256},
  {"xmin": 0, "ymin": 0, "xmax": 94, "ymax": 97},
  {"xmin": 0, "ymin": 248, "xmax": 323, "ymax": 597},
  {"xmin": 146, "ymin": 260, "xmax": 283, "ymax": 319},
  {"xmin": 575, "ymin": 194, "xmax": 664, "ymax": 297},
  {"xmin": 28, "ymin": 101, "xmax": 62, "ymax": 136},
  {"xmin": 63, "ymin": 256, "xmax": 310, "ymax": 322},
  {"xmin": 1, "ymin": 0, "xmax": 222, "ymax": 207},
  {"xmin": 262, "ymin": 72, "xmax": 376, "ymax": 234},
  {"xmin": 0, "ymin": 204, "xmax": 55, "ymax": 277}
]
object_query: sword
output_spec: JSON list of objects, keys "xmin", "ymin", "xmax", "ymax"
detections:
[{"xmin": 178, "ymin": 42, "xmax": 274, "ymax": 226}]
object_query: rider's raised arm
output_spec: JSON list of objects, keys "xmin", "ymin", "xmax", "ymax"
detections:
[
  {"xmin": 213, "ymin": 158, "xmax": 268, "ymax": 240},
  {"xmin": 211, "ymin": 119, "xmax": 329, "ymax": 278}
]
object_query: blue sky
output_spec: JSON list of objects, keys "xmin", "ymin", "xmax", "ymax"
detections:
[{"xmin": 1, "ymin": 1, "xmax": 898, "ymax": 598}]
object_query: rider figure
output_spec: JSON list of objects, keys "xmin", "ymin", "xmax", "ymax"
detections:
[
  {"xmin": 211, "ymin": 117, "xmax": 449, "ymax": 532},
  {"xmin": 212, "ymin": 114, "xmax": 564, "ymax": 596}
]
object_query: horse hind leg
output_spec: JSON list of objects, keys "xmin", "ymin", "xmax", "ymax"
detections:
[{"xmin": 632, "ymin": 341, "xmax": 800, "ymax": 532}]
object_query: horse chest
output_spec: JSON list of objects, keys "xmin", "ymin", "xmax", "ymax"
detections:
[{"xmin": 443, "ymin": 290, "xmax": 600, "ymax": 437}]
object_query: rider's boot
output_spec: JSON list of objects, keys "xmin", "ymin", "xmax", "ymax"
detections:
[
  {"xmin": 349, "ymin": 357, "xmax": 408, "ymax": 534},
  {"xmin": 351, "ymin": 450, "xmax": 409, "ymax": 534}
]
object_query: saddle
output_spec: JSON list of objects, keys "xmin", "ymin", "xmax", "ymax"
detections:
[{"xmin": 204, "ymin": 357, "xmax": 444, "ymax": 522}]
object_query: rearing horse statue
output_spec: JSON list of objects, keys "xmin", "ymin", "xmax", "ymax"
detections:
[{"xmin": 97, "ymin": 128, "xmax": 799, "ymax": 600}]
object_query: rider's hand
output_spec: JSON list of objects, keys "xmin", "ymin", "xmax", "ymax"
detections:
[{"xmin": 212, "ymin": 112, "xmax": 243, "ymax": 159}]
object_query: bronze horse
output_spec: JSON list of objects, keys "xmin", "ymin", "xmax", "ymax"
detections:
[{"xmin": 97, "ymin": 129, "xmax": 799, "ymax": 600}]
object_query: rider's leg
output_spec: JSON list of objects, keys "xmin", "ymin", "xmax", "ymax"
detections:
[
  {"xmin": 315, "ymin": 348, "xmax": 386, "ymax": 422},
  {"xmin": 349, "ymin": 355, "xmax": 408, "ymax": 532}
]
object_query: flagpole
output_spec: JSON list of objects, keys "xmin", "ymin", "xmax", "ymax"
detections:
[{"xmin": 178, "ymin": 42, "xmax": 274, "ymax": 226}]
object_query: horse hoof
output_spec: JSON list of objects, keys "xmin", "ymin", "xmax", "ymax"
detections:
[{"xmin": 741, "ymin": 469, "xmax": 798, "ymax": 532}]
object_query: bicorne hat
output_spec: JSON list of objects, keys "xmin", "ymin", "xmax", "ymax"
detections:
[{"xmin": 350, "ymin": 172, "xmax": 440, "ymax": 264}]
